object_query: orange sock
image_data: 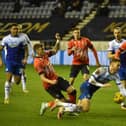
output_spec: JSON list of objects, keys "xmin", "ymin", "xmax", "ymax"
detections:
[
  {"xmin": 68, "ymin": 90, "xmax": 76, "ymax": 103},
  {"xmin": 68, "ymin": 94, "xmax": 76, "ymax": 103},
  {"xmin": 48, "ymin": 101, "xmax": 55, "ymax": 108}
]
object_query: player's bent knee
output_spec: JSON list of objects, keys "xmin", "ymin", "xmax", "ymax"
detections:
[
  {"xmin": 67, "ymin": 89, "xmax": 77, "ymax": 103},
  {"xmin": 80, "ymin": 99, "xmax": 90, "ymax": 112}
]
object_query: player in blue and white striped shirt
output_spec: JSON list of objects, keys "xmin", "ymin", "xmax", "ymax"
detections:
[
  {"xmin": 108, "ymin": 27, "xmax": 126, "ymax": 109},
  {"xmin": 0, "ymin": 23, "xmax": 28, "ymax": 104}
]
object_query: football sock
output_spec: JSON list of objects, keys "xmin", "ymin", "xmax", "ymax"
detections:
[
  {"xmin": 21, "ymin": 74, "xmax": 27, "ymax": 91},
  {"xmin": 68, "ymin": 90, "xmax": 76, "ymax": 103},
  {"xmin": 56, "ymin": 101, "xmax": 77, "ymax": 112},
  {"xmin": 64, "ymin": 106, "xmax": 75, "ymax": 112},
  {"xmin": 5, "ymin": 81, "xmax": 11, "ymax": 99},
  {"xmin": 57, "ymin": 101, "xmax": 76, "ymax": 108},
  {"xmin": 47, "ymin": 101, "xmax": 55, "ymax": 108}
]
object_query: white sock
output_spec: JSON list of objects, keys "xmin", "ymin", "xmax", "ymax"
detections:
[
  {"xmin": 21, "ymin": 74, "xmax": 27, "ymax": 90},
  {"xmin": 57, "ymin": 101, "xmax": 74, "ymax": 107},
  {"xmin": 5, "ymin": 81, "xmax": 11, "ymax": 99},
  {"xmin": 57, "ymin": 101, "xmax": 77, "ymax": 112},
  {"xmin": 64, "ymin": 106, "xmax": 76, "ymax": 112}
]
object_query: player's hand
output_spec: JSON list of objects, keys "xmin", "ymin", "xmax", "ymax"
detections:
[{"xmin": 55, "ymin": 33, "xmax": 61, "ymax": 41}]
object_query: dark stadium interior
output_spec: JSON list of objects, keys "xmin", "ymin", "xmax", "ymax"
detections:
[{"xmin": 0, "ymin": 0, "xmax": 126, "ymax": 43}]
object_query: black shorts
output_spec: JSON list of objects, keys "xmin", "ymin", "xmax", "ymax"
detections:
[
  {"xmin": 69, "ymin": 64, "xmax": 89, "ymax": 78},
  {"xmin": 46, "ymin": 77, "xmax": 70, "ymax": 99}
]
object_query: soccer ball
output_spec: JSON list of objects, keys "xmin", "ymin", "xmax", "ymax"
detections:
[{"xmin": 113, "ymin": 92, "xmax": 125, "ymax": 104}]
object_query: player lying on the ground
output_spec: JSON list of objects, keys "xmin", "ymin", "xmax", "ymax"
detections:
[{"xmin": 40, "ymin": 59, "xmax": 126, "ymax": 119}]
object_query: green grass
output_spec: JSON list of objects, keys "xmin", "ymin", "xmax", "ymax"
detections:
[{"xmin": 0, "ymin": 65, "xmax": 126, "ymax": 126}]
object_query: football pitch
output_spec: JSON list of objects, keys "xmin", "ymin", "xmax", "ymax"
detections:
[{"xmin": 0, "ymin": 65, "xmax": 126, "ymax": 126}]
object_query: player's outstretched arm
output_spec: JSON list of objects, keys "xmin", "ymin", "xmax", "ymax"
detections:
[
  {"xmin": 102, "ymin": 83, "xmax": 112, "ymax": 88},
  {"xmin": 52, "ymin": 33, "xmax": 61, "ymax": 53}
]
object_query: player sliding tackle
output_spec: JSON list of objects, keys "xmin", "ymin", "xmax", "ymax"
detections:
[
  {"xmin": 33, "ymin": 33, "xmax": 77, "ymax": 118},
  {"xmin": 40, "ymin": 59, "xmax": 126, "ymax": 119}
]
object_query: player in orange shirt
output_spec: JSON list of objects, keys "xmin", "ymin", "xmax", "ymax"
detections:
[
  {"xmin": 67, "ymin": 28, "xmax": 100, "ymax": 85},
  {"xmin": 33, "ymin": 34, "xmax": 76, "ymax": 116}
]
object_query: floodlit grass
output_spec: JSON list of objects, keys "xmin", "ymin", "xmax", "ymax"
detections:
[{"xmin": 0, "ymin": 65, "xmax": 126, "ymax": 126}]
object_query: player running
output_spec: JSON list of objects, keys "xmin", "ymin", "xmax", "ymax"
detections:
[{"xmin": 0, "ymin": 23, "xmax": 28, "ymax": 104}]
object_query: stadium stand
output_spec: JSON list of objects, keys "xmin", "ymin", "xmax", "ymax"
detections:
[
  {"xmin": 0, "ymin": 0, "xmax": 126, "ymax": 41},
  {"xmin": 0, "ymin": 0, "xmax": 126, "ymax": 65},
  {"xmin": 0, "ymin": 0, "xmax": 96, "ymax": 19},
  {"xmin": 108, "ymin": 5, "xmax": 126, "ymax": 18}
]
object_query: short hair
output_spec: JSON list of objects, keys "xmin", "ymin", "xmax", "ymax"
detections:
[
  {"xmin": 33, "ymin": 43, "xmax": 44, "ymax": 52},
  {"xmin": 113, "ymin": 27, "xmax": 121, "ymax": 31},
  {"xmin": 72, "ymin": 27, "xmax": 80, "ymax": 31},
  {"xmin": 10, "ymin": 23, "xmax": 18, "ymax": 31},
  {"xmin": 110, "ymin": 58, "xmax": 120, "ymax": 64}
]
